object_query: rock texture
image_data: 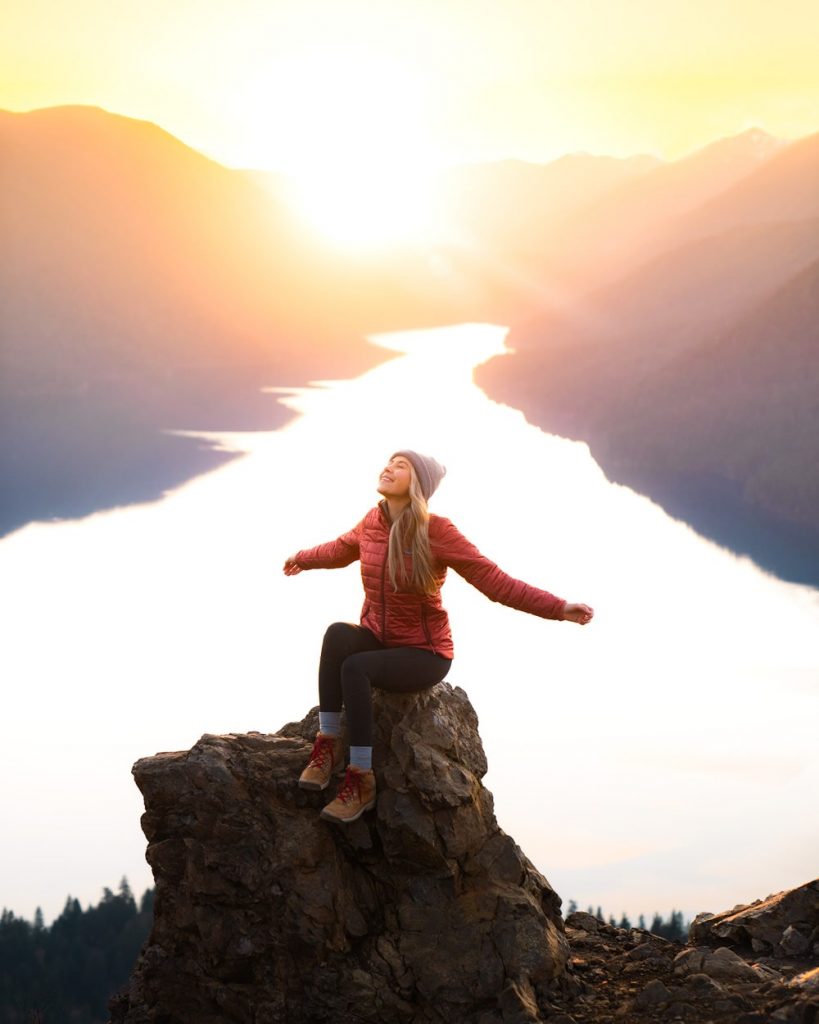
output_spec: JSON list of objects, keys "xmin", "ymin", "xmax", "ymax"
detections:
[
  {"xmin": 110, "ymin": 683, "xmax": 569, "ymax": 1024},
  {"xmin": 542, "ymin": 883, "xmax": 819, "ymax": 1024},
  {"xmin": 690, "ymin": 880, "xmax": 819, "ymax": 959}
]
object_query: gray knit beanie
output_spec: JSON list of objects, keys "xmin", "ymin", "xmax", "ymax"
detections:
[{"xmin": 390, "ymin": 450, "xmax": 447, "ymax": 501}]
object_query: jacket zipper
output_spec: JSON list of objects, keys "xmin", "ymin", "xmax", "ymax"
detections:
[
  {"xmin": 380, "ymin": 541, "xmax": 388, "ymax": 644},
  {"xmin": 375, "ymin": 500, "xmax": 388, "ymax": 643},
  {"xmin": 420, "ymin": 604, "xmax": 436, "ymax": 655}
]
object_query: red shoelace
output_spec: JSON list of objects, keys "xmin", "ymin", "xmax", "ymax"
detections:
[
  {"xmin": 307, "ymin": 734, "xmax": 335, "ymax": 769},
  {"xmin": 336, "ymin": 767, "xmax": 364, "ymax": 804}
]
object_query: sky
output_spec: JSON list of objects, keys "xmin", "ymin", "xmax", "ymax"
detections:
[{"xmin": 2, "ymin": 0, "xmax": 819, "ymax": 172}]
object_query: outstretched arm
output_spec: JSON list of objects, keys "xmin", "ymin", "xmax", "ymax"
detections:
[
  {"xmin": 435, "ymin": 519, "xmax": 593, "ymax": 624},
  {"xmin": 283, "ymin": 517, "xmax": 364, "ymax": 574}
]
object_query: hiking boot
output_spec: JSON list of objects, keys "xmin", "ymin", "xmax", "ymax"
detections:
[
  {"xmin": 320, "ymin": 766, "xmax": 377, "ymax": 824},
  {"xmin": 298, "ymin": 732, "xmax": 345, "ymax": 790}
]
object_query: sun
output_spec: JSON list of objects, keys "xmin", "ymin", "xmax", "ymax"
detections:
[
  {"xmin": 257, "ymin": 45, "xmax": 446, "ymax": 251},
  {"xmin": 281, "ymin": 160, "xmax": 442, "ymax": 251}
]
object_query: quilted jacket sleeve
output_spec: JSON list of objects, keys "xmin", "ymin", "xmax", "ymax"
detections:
[
  {"xmin": 434, "ymin": 518, "xmax": 566, "ymax": 620},
  {"xmin": 293, "ymin": 514, "xmax": 365, "ymax": 570}
]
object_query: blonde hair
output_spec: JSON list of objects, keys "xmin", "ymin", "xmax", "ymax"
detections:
[{"xmin": 387, "ymin": 464, "xmax": 440, "ymax": 595}]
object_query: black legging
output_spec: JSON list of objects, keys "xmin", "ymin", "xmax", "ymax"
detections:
[{"xmin": 319, "ymin": 621, "xmax": 453, "ymax": 746}]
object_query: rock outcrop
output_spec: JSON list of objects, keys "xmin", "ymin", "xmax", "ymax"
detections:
[
  {"xmin": 543, "ymin": 881, "xmax": 819, "ymax": 1023},
  {"xmin": 110, "ymin": 683, "xmax": 569, "ymax": 1024},
  {"xmin": 690, "ymin": 880, "xmax": 819, "ymax": 958},
  {"xmin": 109, "ymin": 677, "xmax": 819, "ymax": 1024}
]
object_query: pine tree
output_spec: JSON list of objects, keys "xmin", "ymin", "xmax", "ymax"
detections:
[
  {"xmin": 118, "ymin": 877, "xmax": 135, "ymax": 908},
  {"xmin": 618, "ymin": 912, "xmax": 632, "ymax": 930},
  {"xmin": 667, "ymin": 909, "xmax": 686, "ymax": 941}
]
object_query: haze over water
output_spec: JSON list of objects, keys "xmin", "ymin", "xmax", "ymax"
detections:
[{"xmin": 2, "ymin": 323, "xmax": 817, "ymax": 924}]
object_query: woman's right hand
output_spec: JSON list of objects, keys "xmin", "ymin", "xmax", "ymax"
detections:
[{"xmin": 283, "ymin": 554, "xmax": 303, "ymax": 576}]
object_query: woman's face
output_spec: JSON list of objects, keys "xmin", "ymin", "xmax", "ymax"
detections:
[{"xmin": 377, "ymin": 455, "xmax": 412, "ymax": 500}]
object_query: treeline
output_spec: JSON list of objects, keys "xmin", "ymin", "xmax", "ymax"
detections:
[
  {"xmin": 566, "ymin": 900, "xmax": 690, "ymax": 940},
  {"xmin": 0, "ymin": 878, "xmax": 153, "ymax": 1024}
]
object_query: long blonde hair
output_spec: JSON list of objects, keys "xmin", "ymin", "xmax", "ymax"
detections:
[{"xmin": 387, "ymin": 464, "xmax": 439, "ymax": 595}]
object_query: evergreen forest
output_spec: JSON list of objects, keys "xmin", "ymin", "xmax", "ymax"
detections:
[{"xmin": 0, "ymin": 879, "xmax": 152, "ymax": 1024}]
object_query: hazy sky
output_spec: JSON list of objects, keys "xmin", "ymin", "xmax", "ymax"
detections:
[{"xmin": 2, "ymin": 0, "xmax": 819, "ymax": 170}]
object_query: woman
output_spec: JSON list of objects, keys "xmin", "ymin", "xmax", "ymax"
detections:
[{"xmin": 283, "ymin": 449, "xmax": 594, "ymax": 825}]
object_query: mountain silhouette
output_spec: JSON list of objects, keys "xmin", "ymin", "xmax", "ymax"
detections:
[
  {"xmin": 670, "ymin": 130, "xmax": 819, "ymax": 245},
  {"xmin": 530, "ymin": 126, "xmax": 786, "ymax": 300},
  {"xmin": 475, "ymin": 129, "xmax": 819, "ymax": 582},
  {"xmin": 592, "ymin": 256, "xmax": 819, "ymax": 577},
  {"xmin": 0, "ymin": 105, "xmax": 399, "ymax": 392},
  {"xmin": 477, "ymin": 216, "xmax": 819, "ymax": 428}
]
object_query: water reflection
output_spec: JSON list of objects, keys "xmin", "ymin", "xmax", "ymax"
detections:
[{"xmin": 1, "ymin": 322, "xmax": 817, "ymax": 924}]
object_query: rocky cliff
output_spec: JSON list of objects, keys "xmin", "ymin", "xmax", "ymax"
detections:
[
  {"xmin": 110, "ymin": 683, "xmax": 570, "ymax": 1024},
  {"xmin": 110, "ymin": 682, "xmax": 819, "ymax": 1024}
]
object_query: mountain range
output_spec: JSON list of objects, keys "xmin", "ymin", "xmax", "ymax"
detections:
[
  {"xmin": 2, "ymin": 106, "xmax": 817, "ymax": 580},
  {"xmin": 474, "ymin": 129, "xmax": 819, "ymax": 581}
]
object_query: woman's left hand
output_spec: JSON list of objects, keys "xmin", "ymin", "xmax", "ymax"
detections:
[
  {"xmin": 562, "ymin": 602, "xmax": 594, "ymax": 624},
  {"xmin": 283, "ymin": 554, "xmax": 304, "ymax": 576}
]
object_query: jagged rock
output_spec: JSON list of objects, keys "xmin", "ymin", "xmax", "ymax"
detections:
[
  {"xmin": 789, "ymin": 967, "xmax": 819, "ymax": 991},
  {"xmin": 680, "ymin": 972, "xmax": 728, "ymax": 999},
  {"xmin": 673, "ymin": 946, "xmax": 766, "ymax": 982},
  {"xmin": 564, "ymin": 912, "xmax": 599, "ymax": 934},
  {"xmin": 781, "ymin": 926, "xmax": 811, "ymax": 957},
  {"xmin": 634, "ymin": 978, "xmax": 672, "ymax": 1006},
  {"xmin": 689, "ymin": 880, "xmax": 819, "ymax": 956},
  {"xmin": 628, "ymin": 941, "xmax": 672, "ymax": 962},
  {"xmin": 109, "ymin": 683, "xmax": 569, "ymax": 1024},
  {"xmin": 632, "ymin": 970, "xmax": 730, "ymax": 1012}
]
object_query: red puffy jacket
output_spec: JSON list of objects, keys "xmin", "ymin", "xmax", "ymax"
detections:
[{"xmin": 294, "ymin": 499, "xmax": 566, "ymax": 659}]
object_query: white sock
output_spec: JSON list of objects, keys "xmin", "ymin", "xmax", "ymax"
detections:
[
  {"xmin": 349, "ymin": 745, "xmax": 372, "ymax": 771},
  {"xmin": 319, "ymin": 711, "xmax": 342, "ymax": 737}
]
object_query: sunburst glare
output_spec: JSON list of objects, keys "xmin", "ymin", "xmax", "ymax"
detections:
[
  {"xmin": 254, "ymin": 43, "xmax": 447, "ymax": 250},
  {"xmin": 281, "ymin": 160, "xmax": 442, "ymax": 251}
]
